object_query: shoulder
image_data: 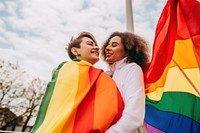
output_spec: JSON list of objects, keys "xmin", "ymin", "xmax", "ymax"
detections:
[
  {"xmin": 51, "ymin": 61, "xmax": 68, "ymax": 77},
  {"xmin": 122, "ymin": 62, "xmax": 142, "ymax": 73},
  {"xmin": 121, "ymin": 63, "xmax": 144, "ymax": 82}
]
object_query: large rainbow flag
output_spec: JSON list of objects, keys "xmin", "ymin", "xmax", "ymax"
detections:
[
  {"xmin": 31, "ymin": 60, "xmax": 124, "ymax": 133},
  {"xmin": 144, "ymin": 0, "xmax": 200, "ymax": 132}
]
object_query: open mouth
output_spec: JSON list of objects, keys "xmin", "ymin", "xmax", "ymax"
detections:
[{"xmin": 91, "ymin": 51, "xmax": 99, "ymax": 56}]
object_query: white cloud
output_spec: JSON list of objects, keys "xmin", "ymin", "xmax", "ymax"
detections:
[
  {"xmin": 0, "ymin": 2, "xmax": 4, "ymax": 10},
  {"xmin": 0, "ymin": 0, "xmax": 166, "ymax": 80}
]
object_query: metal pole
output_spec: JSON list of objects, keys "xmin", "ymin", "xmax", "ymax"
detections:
[{"xmin": 126, "ymin": 0, "xmax": 134, "ymax": 33}]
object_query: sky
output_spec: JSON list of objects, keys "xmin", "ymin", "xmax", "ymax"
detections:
[{"xmin": 0, "ymin": 0, "xmax": 167, "ymax": 81}]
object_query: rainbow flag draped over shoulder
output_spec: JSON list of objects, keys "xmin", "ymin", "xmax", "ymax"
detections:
[
  {"xmin": 144, "ymin": 0, "xmax": 200, "ymax": 132},
  {"xmin": 31, "ymin": 60, "xmax": 124, "ymax": 133}
]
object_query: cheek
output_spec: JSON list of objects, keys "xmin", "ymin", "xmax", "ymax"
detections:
[
  {"xmin": 115, "ymin": 49, "xmax": 127, "ymax": 58},
  {"xmin": 113, "ymin": 47, "xmax": 125, "ymax": 54},
  {"xmin": 83, "ymin": 48, "xmax": 90, "ymax": 53},
  {"xmin": 115, "ymin": 53, "xmax": 125, "ymax": 59}
]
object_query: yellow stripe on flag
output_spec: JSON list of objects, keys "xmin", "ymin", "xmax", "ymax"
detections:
[
  {"xmin": 146, "ymin": 39, "xmax": 200, "ymax": 101},
  {"xmin": 36, "ymin": 62, "xmax": 79, "ymax": 132}
]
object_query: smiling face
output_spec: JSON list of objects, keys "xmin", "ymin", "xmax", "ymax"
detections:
[
  {"xmin": 105, "ymin": 36, "xmax": 127, "ymax": 64},
  {"xmin": 74, "ymin": 37, "xmax": 99, "ymax": 65}
]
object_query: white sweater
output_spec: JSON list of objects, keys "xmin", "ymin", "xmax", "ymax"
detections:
[{"xmin": 106, "ymin": 58, "xmax": 145, "ymax": 133}]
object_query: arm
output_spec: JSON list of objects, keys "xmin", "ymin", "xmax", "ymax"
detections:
[{"xmin": 106, "ymin": 64, "xmax": 145, "ymax": 133}]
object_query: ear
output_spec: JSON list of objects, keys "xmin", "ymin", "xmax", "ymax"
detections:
[{"xmin": 71, "ymin": 47, "xmax": 79, "ymax": 56}]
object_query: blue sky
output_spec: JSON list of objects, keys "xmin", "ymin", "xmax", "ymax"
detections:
[{"xmin": 0, "ymin": 0, "xmax": 166, "ymax": 80}]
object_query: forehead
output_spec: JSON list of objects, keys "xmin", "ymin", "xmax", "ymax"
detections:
[
  {"xmin": 109, "ymin": 36, "xmax": 121, "ymax": 43},
  {"xmin": 81, "ymin": 36, "xmax": 95, "ymax": 43}
]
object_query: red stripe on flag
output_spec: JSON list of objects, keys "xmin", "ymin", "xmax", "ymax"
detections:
[
  {"xmin": 72, "ymin": 84, "xmax": 96, "ymax": 132},
  {"xmin": 144, "ymin": 0, "xmax": 178, "ymax": 84}
]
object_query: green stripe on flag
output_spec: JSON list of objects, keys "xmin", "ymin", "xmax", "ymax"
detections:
[
  {"xmin": 146, "ymin": 92, "xmax": 200, "ymax": 124},
  {"xmin": 31, "ymin": 62, "xmax": 66, "ymax": 132}
]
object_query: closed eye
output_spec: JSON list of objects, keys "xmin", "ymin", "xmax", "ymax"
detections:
[
  {"xmin": 87, "ymin": 41, "xmax": 96, "ymax": 46},
  {"xmin": 108, "ymin": 42, "xmax": 119, "ymax": 47}
]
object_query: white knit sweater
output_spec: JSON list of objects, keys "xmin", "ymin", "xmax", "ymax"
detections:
[{"xmin": 106, "ymin": 58, "xmax": 145, "ymax": 133}]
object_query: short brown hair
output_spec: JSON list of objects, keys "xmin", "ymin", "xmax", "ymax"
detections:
[
  {"xmin": 101, "ymin": 32, "xmax": 149, "ymax": 70},
  {"xmin": 66, "ymin": 32, "xmax": 97, "ymax": 60}
]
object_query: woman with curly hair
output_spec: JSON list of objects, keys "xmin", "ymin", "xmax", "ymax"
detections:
[{"xmin": 101, "ymin": 32, "xmax": 149, "ymax": 133}]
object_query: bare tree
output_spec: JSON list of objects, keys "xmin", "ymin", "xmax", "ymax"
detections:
[
  {"xmin": 0, "ymin": 59, "xmax": 47, "ymax": 131},
  {"xmin": 0, "ymin": 59, "xmax": 26, "ymax": 107},
  {"xmin": 0, "ymin": 59, "xmax": 27, "ymax": 129},
  {"xmin": 20, "ymin": 78, "xmax": 46, "ymax": 131}
]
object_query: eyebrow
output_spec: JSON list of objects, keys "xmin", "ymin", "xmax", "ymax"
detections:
[
  {"xmin": 109, "ymin": 41, "xmax": 119, "ymax": 45},
  {"xmin": 86, "ymin": 40, "xmax": 97, "ymax": 46}
]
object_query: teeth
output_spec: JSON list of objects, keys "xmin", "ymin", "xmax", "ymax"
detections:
[{"xmin": 92, "ymin": 51, "xmax": 99, "ymax": 56}]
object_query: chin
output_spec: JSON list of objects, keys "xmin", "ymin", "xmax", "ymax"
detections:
[
  {"xmin": 91, "ymin": 59, "xmax": 99, "ymax": 64},
  {"xmin": 106, "ymin": 58, "xmax": 112, "ymax": 63}
]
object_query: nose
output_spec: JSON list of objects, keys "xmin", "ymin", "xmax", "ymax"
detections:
[
  {"xmin": 93, "ymin": 45, "xmax": 100, "ymax": 51},
  {"xmin": 105, "ymin": 45, "xmax": 111, "ymax": 51}
]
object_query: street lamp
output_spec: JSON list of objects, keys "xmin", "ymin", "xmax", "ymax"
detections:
[{"xmin": 126, "ymin": 0, "xmax": 134, "ymax": 33}]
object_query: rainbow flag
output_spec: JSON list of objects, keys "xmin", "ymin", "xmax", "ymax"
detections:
[
  {"xmin": 144, "ymin": 0, "xmax": 200, "ymax": 132},
  {"xmin": 31, "ymin": 60, "xmax": 124, "ymax": 133}
]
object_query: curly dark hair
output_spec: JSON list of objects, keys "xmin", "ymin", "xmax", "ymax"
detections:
[
  {"xmin": 66, "ymin": 32, "xmax": 98, "ymax": 60},
  {"xmin": 101, "ymin": 32, "xmax": 150, "ymax": 70}
]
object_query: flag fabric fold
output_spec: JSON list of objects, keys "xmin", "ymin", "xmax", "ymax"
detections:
[
  {"xmin": 144, "ymin": 0, "xmax": 200, "ymax": 132},
  {"xmin": 31, "ymin": 60, "xmax": 124, "ymax": 133}
]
